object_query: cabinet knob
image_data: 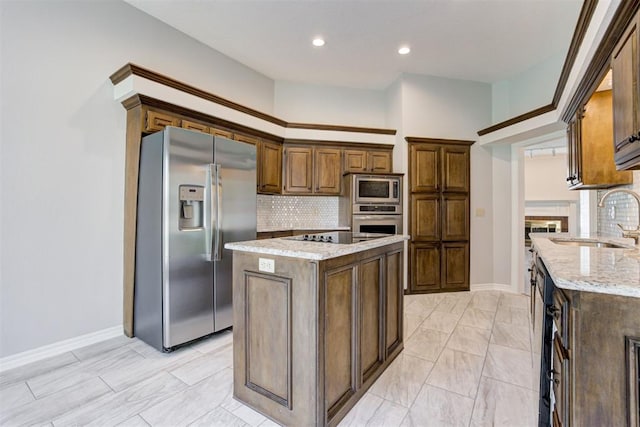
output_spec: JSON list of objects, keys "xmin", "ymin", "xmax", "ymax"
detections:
[{"xmin": 629, "ymin": 134, "xmax": 639, "ymax": 143}]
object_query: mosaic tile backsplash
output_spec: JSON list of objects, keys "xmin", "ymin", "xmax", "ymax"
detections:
[
  {"xmin": 257, "ymin": 195, "xmax": 340, "ymax": 231},
  {"xmin": 597, "ymin": 171, "xmax": 640, "ymax": 237}
]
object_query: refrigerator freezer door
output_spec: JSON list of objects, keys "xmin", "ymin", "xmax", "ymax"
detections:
[
  {"xmin": 213, "ymin": 137, "xmax": 257, "ymax": 331},
  {"xmin": 163, "ymin": 127, "xmax": 215, "ymax": 348}
]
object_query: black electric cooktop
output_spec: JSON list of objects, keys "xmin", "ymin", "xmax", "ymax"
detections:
[{"xmin": 285, "ymin": 231, "xmax": 392, "ymax": 244}]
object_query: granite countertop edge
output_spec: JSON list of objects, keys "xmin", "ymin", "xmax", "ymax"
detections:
[
  {"xmin": 257, "ymin": 226, "xmax": 351, "ymax": 233},
  {"xmin": 530, "ymin": 233, "xmax": 640, "ymax": 298},
  {"xmin": 225, "ymin": 234, "xmax": 409, "ymax": 260}
]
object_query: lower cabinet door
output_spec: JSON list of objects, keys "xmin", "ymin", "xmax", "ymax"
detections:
[
  {"xmin": 410, "ymin": 243, "xmax": 441, "ymax": 292},
  {"xmin": 385, "ymin": 249, "xmax": 403, "ymax": 356},
  {"xmin": 359, "ymin": 255, "xmax": 384, "ymax": 383},
  {"xmin": 324, "ymin": 265, "xmax": 357, "ymax": 418},
  {"xmin": 441, "ymin": 242, "xmax": 469, "ymax": 291},
  {"xmin": 552, "ymin": 336, "xmax": 570, "ymax": 427}
]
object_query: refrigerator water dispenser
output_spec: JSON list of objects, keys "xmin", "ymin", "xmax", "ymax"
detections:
[{"xmin": 178, "ymin": 185, "xmax": 204, "ymax": 230}]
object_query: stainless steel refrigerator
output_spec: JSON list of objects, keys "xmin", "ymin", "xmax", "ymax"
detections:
[{"xmin": 134, "ymin": 126, "xmax": 256, "ymax": 351}]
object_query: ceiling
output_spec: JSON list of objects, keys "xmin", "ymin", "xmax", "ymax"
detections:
[{"xmin": 126, "ymin": 0, "xmax": 583, "ymax": 90}]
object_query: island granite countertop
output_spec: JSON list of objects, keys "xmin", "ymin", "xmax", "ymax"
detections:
[
  {"xmin": 226, "ymin": 234, "xmax": 409, "ymax": 261},
  {"xmin": 530, "ymin": 233, "xmax": 640, "ymax": 298}
]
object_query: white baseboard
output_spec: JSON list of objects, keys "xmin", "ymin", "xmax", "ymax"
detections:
[
  {"xmin": 0, "ymin": 325, "xmax": 124, "ymax": 373},
  {"xmin": 470, "ymin": 283, "xmax": 517, "ymax": 293}
]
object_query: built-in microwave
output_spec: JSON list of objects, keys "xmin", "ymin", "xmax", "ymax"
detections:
[{"xmin": 352, "ymin": 174, "xmax": 402, "ymax": 205}]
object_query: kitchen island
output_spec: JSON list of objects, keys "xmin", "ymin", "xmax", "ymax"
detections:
[
  {"xmin": 529, "ymin": 233, "xmax": 640, "ymax": 427},
  {"xmin": 225, "ymin": 232, "xmax": 408, "ymax": 427}
]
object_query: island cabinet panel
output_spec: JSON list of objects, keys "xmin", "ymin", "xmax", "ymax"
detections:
[
  {"xmin": 385, "ymin": 249, "xmax": 403, "ymax": 357},
  {"xmin": 359, "ymin": 256, "xmax": 384, "ymax": 383},
  {"xmin": 324, "ymin": 266, "xmax": 357, "ymax": 415},
  {"xmin": 231, "ymin": 242, "xmax": 404, "ymax": 427},
  {"xmin": 245, "ymin": 274, "xmax": 291, "ymax": 407}
]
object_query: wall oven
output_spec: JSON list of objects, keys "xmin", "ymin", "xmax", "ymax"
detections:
[
  {"xmin": 352, "ymin": 214, "xmax": 403, "ymax": 235},
  {"xmin": 340, "ymin": 173, "xmax": 404, "ymax": 234}
]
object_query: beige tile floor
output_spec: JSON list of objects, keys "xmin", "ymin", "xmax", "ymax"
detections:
[{"xmin": 0, "ymin": 291, "xmax": 537, "ymax": 426}]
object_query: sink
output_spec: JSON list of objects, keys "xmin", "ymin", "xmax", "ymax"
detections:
[{"xmin": 550, "ymin": 238, "xmax": 627, "ymax": 249}]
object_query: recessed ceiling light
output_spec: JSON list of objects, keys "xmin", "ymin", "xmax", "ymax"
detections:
[
  {"xmin": 312, "ymin": 37, "xmax": 325, "ymax": 47},
  {"xmin": 398, "ymin": 46, "xmax": 410, "ymax": 55}
]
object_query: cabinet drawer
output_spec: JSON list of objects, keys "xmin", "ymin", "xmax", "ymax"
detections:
[
  {"xmin": 552, "ymin": 289, "xmax": 570, "ymax": 350},
  {"xmin": 145, "ymin": 110, "xmax": 180, "ymax": 132}
]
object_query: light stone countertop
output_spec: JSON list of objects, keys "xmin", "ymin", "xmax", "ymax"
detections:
[
  {"xmin": 225, "ymin": 234, "xmax": 409, "ymax": 261},
  {"xmin": 530, "ymin": 233, "xmax": 640, "ymax": 298}
]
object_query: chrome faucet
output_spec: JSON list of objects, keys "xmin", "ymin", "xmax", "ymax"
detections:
[{"xmin": 597, "ymin": 189, "xmax": 640, "ymax": 245}]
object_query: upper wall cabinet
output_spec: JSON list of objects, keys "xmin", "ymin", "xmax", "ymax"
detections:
[
  {"xmin": 283, "ymin": 145, "xmax": 341, "ymax": 195},
  {"xmin": 409, "ymin": 144, "xmax": 469, "ymax": 193},
  {"xmin": 566, "ymin": 90, "xmax": 633, "ymax": 189},
  {"xmin": 612, "ymin": 8, "xmax": 640, "ymax": 170},
  {"xmin": 235, "ymin": 134, "xmax": 283, "ymax": 195},
  {"xmin": 344, "ymin": 149, "xmax": 392, "ymax": 173}
]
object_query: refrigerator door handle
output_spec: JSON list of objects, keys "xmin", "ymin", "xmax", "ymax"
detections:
[
  {"xmin": 205, "ymin": 163, "xmax": 215, "ymax": 261},
  {"xmin": 213, "ymin": 164, "xmax": 222, "ymax": 261}
]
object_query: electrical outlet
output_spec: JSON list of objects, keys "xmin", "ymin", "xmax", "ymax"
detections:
[{"xmin": 258, "ymin": 258, "xmax": 275, "ymax": 273}]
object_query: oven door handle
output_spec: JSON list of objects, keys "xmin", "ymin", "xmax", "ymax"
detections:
[{"xmin": 354, "ymin": 215, "xmax": 399, "ymax": 221}]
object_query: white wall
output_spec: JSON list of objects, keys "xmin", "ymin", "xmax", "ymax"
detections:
[
  {"xmin": 274, "ymin": 81, "xmax": 386, "ymax": 127},
  {"xmin": 491, "ymin": 53, "xmax": 565, "ymax": 123},
  {"xmin": 0, "ymin": 0, "xmax": 275, "ymax": 358},
  {"xmin": 491, "ymin": 145, "xmax": 513, "ymax": 286},
  {"xmin": 396, "ymin": 73, "xmax": 495, "ymax": 285},
  {"xmin": 524, "ymin": 154, "xmax": 580, "ymax": 201}
]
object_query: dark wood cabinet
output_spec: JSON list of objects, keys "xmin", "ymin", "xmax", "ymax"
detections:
[
  {"xmin": 258, "ymin": 140, "xmax": 282, "ymax": 194},
  {"xmin": 344, "ymin": 149, "xmax": 392, "ymax": 173},
  {"xmin": 532, "ymin": 257, "xmax": 640, "ymax": 427},
  {"xmin": 410, "ymin": 144, "xmax": 440, "ymax": 193},
  {"xmin": 284, "ymin": 145, "xmax": 341, "ymax": 195},
  {"xmin": 409, "ymin": 243, "xmax": 440, "ymax": 292},
  {"xmin": 612, "ymin": 7, "xmax": 640, "ymax": 170},
  {"xmin": 407, "ymin": 138, "xmax": 472, "ymax": 293},
  {"xmin": 181, "ymin": 119, "xmax": 209, "ymax": 133},
  {"xmin": 441, "ymin": 242, "xmax": 469, "ymax": 291},
  {"xmin": 314, "ymin": 148, "xmax": 342, "ymax": 194},
  {"xmin": 145, "ymin": 110, "xmax": 179, "ymax": 132},
  {"xmin": 411, "ymin": 194, "xmax": 440, "ymax": 241},
  {"xmin": 442, "ymin": 146, "xmax": 470, "ymax": 192},
  {"xmin": 385, "ymin": 249, "xmax": 403, "ymax": 357},
  {"xmin": 232, "ymin": 242, "xmax": 404, "ymax": 426},
  {"xmin": 565, "ymin": 90, "xmax": 632, "ymax": 188},
  {"xmin": 442, "ymin": 194, "xmax": 469, "ymax": 241},
  {"xmin": 359, "ymin": 255, "xmax": 384, "ymax": 383},
  {"xmin": 325, "ymin": 265, "xmax": 357, "ymax": 416},
  {"xmin": 236, "ymin": 134, "xmax": 284, "ymax": 195},
  {"xmin": 283, "ymin": 146, "xmax": 313, "ymax": 194}
]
